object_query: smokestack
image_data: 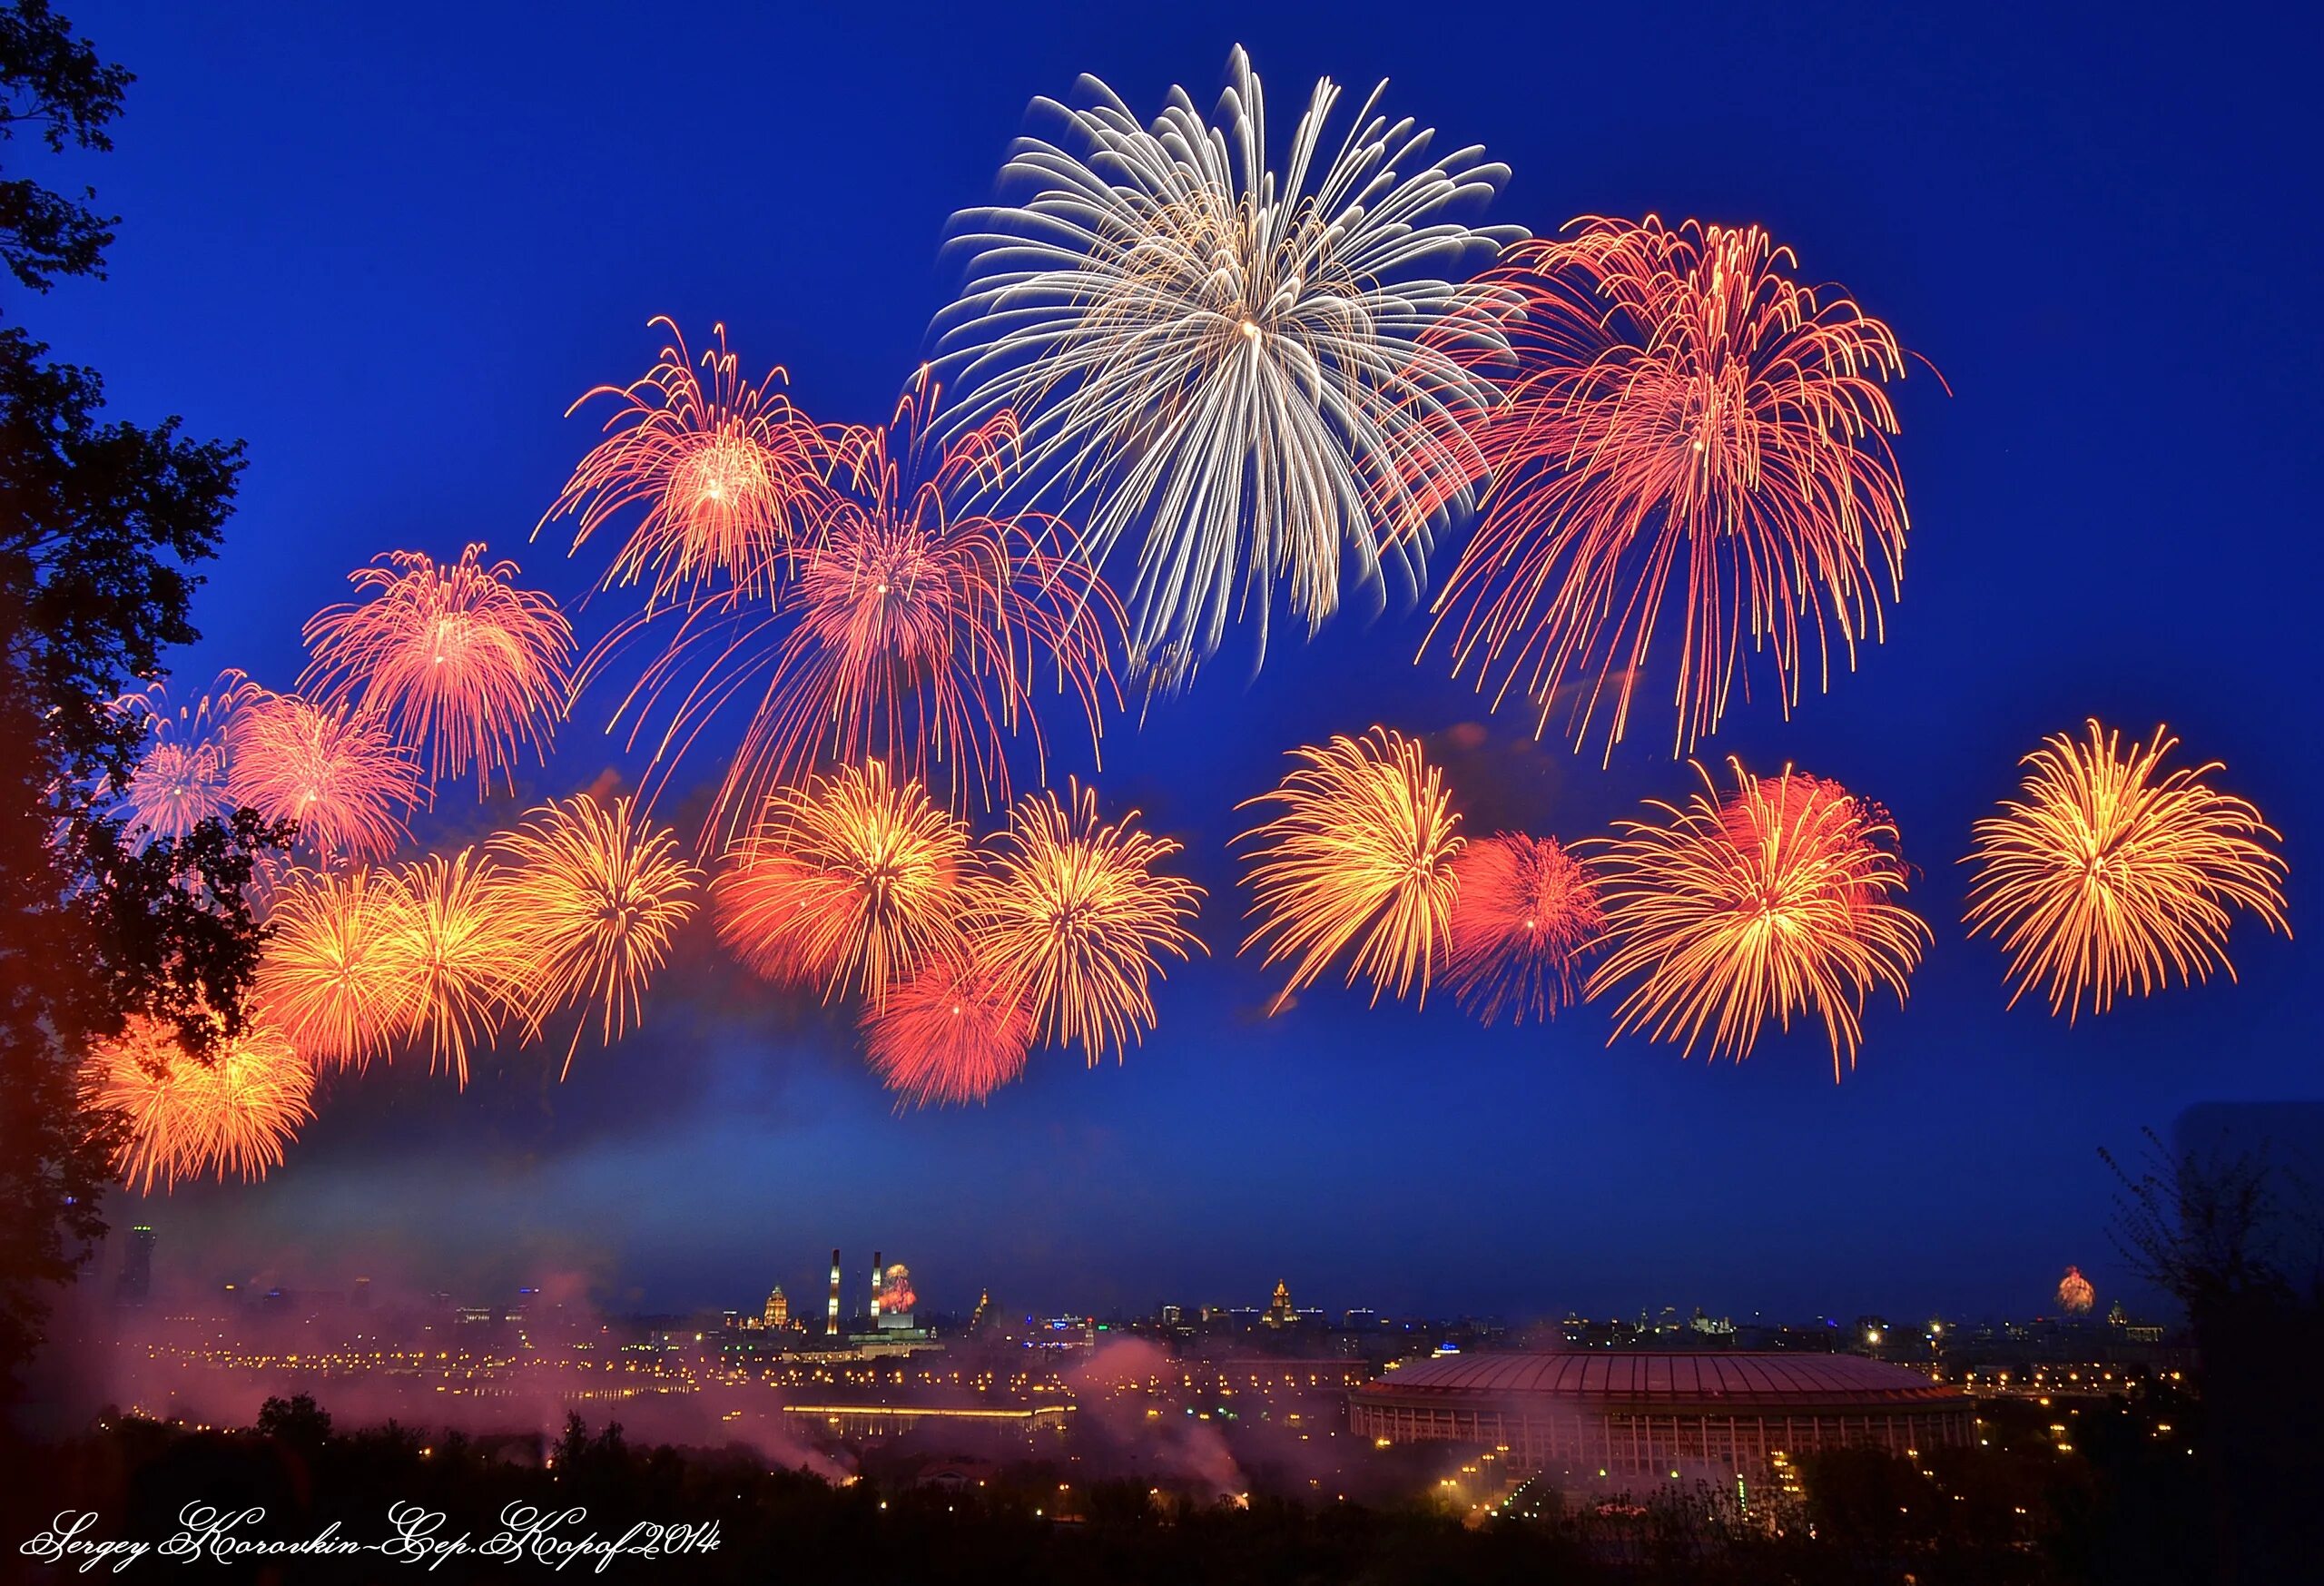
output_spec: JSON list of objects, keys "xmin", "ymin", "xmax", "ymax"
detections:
[
  {"xmin": 826, "ymin": 1248, "xmax": 841, "ymax": 1336},
  {"xmin": 870, "ymin": 1250, "xmax": 882, "ymax": 1322}
]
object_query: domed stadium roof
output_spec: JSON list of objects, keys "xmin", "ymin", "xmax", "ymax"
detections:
[{"xmin": 1355, "ymin": 1351, "xmax": 1960, "ymax": 1410}]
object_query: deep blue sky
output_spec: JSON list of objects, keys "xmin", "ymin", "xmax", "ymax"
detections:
[{"xmin": 29, "ymin": 1, "xmax": 2319, "ymax": 1325}]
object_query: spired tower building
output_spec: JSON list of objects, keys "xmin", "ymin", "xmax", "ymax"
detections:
[
  {"xmin": 763, "ymin": 1285, "xmax": 790, "ymax": 1330},
  {"xmin": 1264, "ymin": 1280, "xmax": 1295, "ymax": 1327}
]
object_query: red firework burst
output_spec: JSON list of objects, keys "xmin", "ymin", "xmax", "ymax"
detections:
[
  {"xmin": 543, "ymin": 317, "xmax": 830, "ymax": 601},
  {"xmin": 603, "ymin": 369, "xmax": 1121, "ymax": 844},
  {"xmin": 225, "ymin": 692, "xmax": 419, "ymax": 863},
  {"xmin": 1427, "ymin": 216, "xmax": 1919, "ymax": 759},
  {"xmin": 1443, "ymin": 833, "xmax": 1606, "ymax": 1025},
  {"xmin": 861, "ymin": 951, "xmax": 1035, "ymax": 1108}
]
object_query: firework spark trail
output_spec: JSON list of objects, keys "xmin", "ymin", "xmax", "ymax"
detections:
[
  {"xmin": 934, "ymin": 45, "xmax": 1518, "ymax": 680},
  {"xmin": 488, "ymin": 793, "xmax": 700, "ymax": 1075},
  {"xmin": 300, "ymin": 545, "xmax": 575, "ymax": 797},
  {"xmin": 968, "ymin": 781, "xmax": 1205, "ymax": 1063},
  {"xmin": 1586, "ymin": 759, "xmax": 1928, "ymax": 1079},
  {"xmin": 542, "ymin": 318, "xmax": 831, "ymax": 603},
  {"xmin": 715, "ymin": 761, "xmax": 973, "ymax": 1006},
  {"xmin": 225, "ymin": 692, "xmax": 419, "ymax": 864},
  {"xmin": 861, "ymin": 951, "xmax": 1036, "ymax": 1108},
  {"xmin": 252, "ymin": 864, "xmax": 422, "ymax": 1069},
  {"xmin": 107, "ymin": 670, "xmax": 261, "ymax": 846},
  {"xmin": 1443, "ymin": 832, "xmax": 1605, "ymax": 1026},
  {"xmin": 1237, "ymin": 727, "xmax": 1463, "ymax": 1011},
  {"xmin": 596, "ymin": 371, "xmax": 1122, "ymax": 844},
  {"xmin": 396, "ymin": 847, "xmax": 526, "ymax": 1088},
  {"xmin": 1964, "ymin": 720, "xmax": 2289, "ymax": 1020},
  {"xmin": 81, "ymin": 1015, "xmax": 315, "ymax": 1193},
  {"xmin": 1427, "ymin": 217, "xmax": 1917, "ymax": 760}
]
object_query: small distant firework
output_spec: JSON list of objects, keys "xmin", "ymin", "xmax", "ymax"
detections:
[
  {"xmin": 543, "ymin": 318, "xmax": 828, "ymax": 601},
  {"xmin": 606, "ymin": 370, "xmax": 1120, "ymax": 839},
  {"xmin": 1237, "ymin": 727, "xmax": 1463, "ymax": 1010},
  {"xmin": 861, "ymin": 951, "xmax": 1034, "ymax": 1108},
  {"xmin": 300, "ymin": 545, "xmax": 574, "ymax": 796},
  {"xmin": 109, "ymin": 671, "xmax": 260, "ymax": 845},
  {"xmin": 716, "ymin": 761, "xmax": 972, "ymax": 1005},
  {"xmin": 1443, "ymin": 832, "xmax": 1605, "ymax": 1025},
  {"xmin": 226, "ymin": 692, "xmax": 419, "ymax": 863},
  {"xmin": 489, "ymin": 793, "xmax": 700, "ymax": 1073},
  {"xmin": 2056, "ymin": 1266, "xmax": 2095, "ymax": 1315},
  {"xmin": 1587, "ymin": 760, "xmax": 1928, "ymax": 1079},
  {"xmin": 82, "ymin": 1015, "xmax": 314, "ymax": 1193},
  {"xmin": 1964, "ymin": 721, "xmax": 2289, "ymax": 1020},
  {"xmin": 252, "ymin": 864, "xmax": 421, "ymax": 1069},
  {"xmin": 935, "ymin": 45, "xmax": 1516, "ymax": 676},
  {"xmin": 398, "ymin": 847, "xmax": 523, "ymax": 1086},
  {"xmin": 1428, "ymin": 216, "xmax": 1915, "ymax": 759},
  {"xmin": 968, "ymin": 782, "xmax": 1204, "ymax": 1062}
]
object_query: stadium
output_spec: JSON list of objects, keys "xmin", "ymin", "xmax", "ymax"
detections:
[{"xmin": 1349, "ymin": 1352, "xmax": 1974, "ymax": 1482}]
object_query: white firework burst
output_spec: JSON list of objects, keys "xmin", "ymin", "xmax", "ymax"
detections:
[{"xmin": 935, "ymin": 45, "xmax": 1520, "ymax": 681}]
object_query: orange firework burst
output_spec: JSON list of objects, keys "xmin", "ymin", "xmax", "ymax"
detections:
[
  {"xmin": 109, "ymin": 671, "xmax": 260, "ymax": 845},
  {"xmin": 1443, "ymin": 833, "xmax": 1606, "ymax": 1026},
  {"xmin": 606, "ymin": 370, "xmax": 1120, "ymax": 840},
  {"xmin": 2056, "ymin": 1266, "xmax": 2095, "ymax": 1315},
  {"xmin": 544, "ymin": 318, "xmax": 828, "ymax": 601},
  {"xmin": 1237, "ymin": 728, "xmax": 1463, "ymax": 1011},
  {"xmin": 489, "ymin": 793, "xmax": 700, "ymax": 1073},
  {"xmin": 968, "ymin": 782, "xmax": 1204, "ymax": 1063},
  {"xmin": 1428, "ymin": 216, "xmax": 1918, "ymax": 759},
  {"xmin": 860, "ymin": 951, "xmax": 1034, "ymax": 1108},
  {"xmin": 1964, "ymin": 721, "xmax": 2289, "ymax": 1020},
  {"xmin": 252, "ymin": 864, "xmax": 421, "ymax": 1069},
  {"xmin": 225, "ymin": 692, "xmax": 419, "ymax": 863},
  {"xmin": 1587, "ymin": 760, "xmax": 1928, "ymax": 1079},
  {"xmin": 81, "ymin": 1014, "xmax": 314, "ymax": 1193},
  {"xmin": 715, "ymin": 761, "xmax": 971, "ymax": 1004},
  {"xmin": 397, "ymin": 847, "xmax": 523, "ymax": 1086},
  {"xmin": 300, "ymin": 545, "xmax": 574, "ymax": 796}
]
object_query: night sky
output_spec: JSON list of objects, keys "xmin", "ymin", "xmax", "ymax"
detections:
[{"xmin": 29, "ymin": 1, "xmax": 2319, "ymax": 1326}]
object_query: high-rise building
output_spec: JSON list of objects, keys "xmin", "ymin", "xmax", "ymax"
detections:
[
  {"xmin": 764, "ymin": 1286, "xmax": 790, "ymax": 1330},
  {"xmin": 1264, "ymin": 1280, "xmax": 1295, "ymax": 1327},
  {"xmin": 870, "ymin": 1251, "xmax": 883, "ymax": 1323},
  {"xmin": 826, "ymin": 1249, "xmax": 842, "ymax": 1335},
  {"xmin": 116, "ymin": 1226, "xmax": 154, "ymax": 1306},
  {"xmin": 351, "ymin": 1276, "xmax": 373, "ymax": 1311}
]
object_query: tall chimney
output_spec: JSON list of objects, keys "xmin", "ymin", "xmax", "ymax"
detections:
[
  {"xmin": 870, "ymin": 1250, "xmax": 883, "ymax": 1322},
  {"xmin": 826, "ymin": 1248, "xmax": 841, "ymax": 1336}
]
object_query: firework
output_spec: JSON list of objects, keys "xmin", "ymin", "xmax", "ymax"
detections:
[
  {"xmin": 109, "ymin": 671, "xmax": 261, "ymax": 845},
  {"xmin": 543, "ymin": 318, "xmax": 828, "ymax": 601},
  {"xmin": 1443, "ymin": 832, "xmax": 1605, "ymax": 1025},
  {"xmin": 2056, "ymin": 1266, "xmax": 2095, "ymax": 1315},
  {"xmin": 861, "ymin": 951, "xmax": 1035, "ymax": 1108},
  {"xmin": 1427, "ymin": 216, "xmax": 1916, "ymax": 758},
  {"xmin": 715, "ymin": 761, "xmax": 972, "ymax": 1004},
  {"xmin": 1586, "ymin": 759, "xmax": 1927, "ymax": 1079},
  {"xmin": 1237, "ymin": 728, "xmax": 1463, "ymax": 1010},
  {"xmin": 300, "ymin": 545, "xmax": 574, "ymax": 796},
  {"xmin": 935, "ymin": 45, "xmax": 1517, "ymax": 675},
  {"xmin": 225, "ymin": 692, "xmax": 419, "ymax": 863},
  {"xmin": 604, "ymin": 371, "xmax": 1121, "ymax": 839},
  {"xmin": 488, "ymin": 793, "xmax": 700, "ymax": 1073},
  {"xmin": 252, "ymin": 864, "xmax": 422, "ymax": 1069},
  {"xmin": 81, "ymin": 1015, "xmax": 314, "ymax": 1193},
  {"xmin": 1964, "ymin": 721, "xmax": 2289, "ymax": 1020},
  {"xmin": 968, "ymin": 782, "xmax": 1204, "ymax": 1062},
  {"xmin": 398, "ymin": 847, "xmax": 524, "ymax": 1086}
]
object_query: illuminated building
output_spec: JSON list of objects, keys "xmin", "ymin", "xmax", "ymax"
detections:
[
  {"xmin": 763, "ymin": 1286, "xmax": 790, "ymax": 1330},
  {"xmin": 1265, "ymin": 1281, "xmax": 1295, "ymax": 1327},
  {"xmin": 117, "ymin": 1226, "xmax": 155, "ymax": 1307},
  {"xmin": 1351, "ymin": 1352, "xmax": 1973, "ymax": 1483},
  {"xmin": 870, "ymin": 1250, "xmax": 882, "ymax": 1324},
  {"xmin": 826, "ymin": 1249, "xmax": 841, "ymax": 1336}
]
